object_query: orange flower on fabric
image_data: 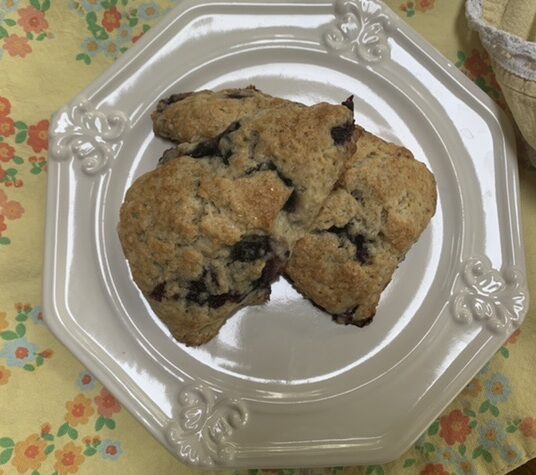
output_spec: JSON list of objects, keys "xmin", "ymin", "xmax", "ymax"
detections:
[
  {"xmin": 102, "ymin": 7, "xmax": 121, "ymax": 32},
  {"xmin": 95, "ymin": 388, "xmax": 121, "ymax": 417},
  {"xmin": 3, "ymin": 34, "xmax": 32, "ymax": 58},
  {"xmin": 400, "ymin": 1, "xmax": 413, "ymax": 12},
  {"xmin": 11, "ymin": 434, "xmax": 47, "ymax": 473},
  {"xmin": 462, "ymin": 378, "xmax": 482, "ymax": 398},
  {"xmin": 416, "ymin": 0, "xmax": 435, "ymax": 12},
  {"xmin": 41, "ymin": 423, "xmax": 51, "ymax": 435},
  {"xmin": 420, "ymin": 464, "xmax": 449, "ymax": 475},
  {"xmin": 15, "ymin": 347, "xmax": 29, "ymax": 359},
  {"xmin": 54, "ymin": 443, "xmax": 85, "ymax": 475},
  {"xmin": 1, "ymin": 200, "xmax": 24, "ymax": 220},
  {"xmin": 17, "ymin": 6, "xmax": 49, "ymax": 33},
  {"xmin": 0, "ymin": 167, "xmax": 6, "ymax": 182},
  {"xmin": 65, "ymin": 394, "xmax": 94, "ymax": 426},
  {"xmin": 0, "ymin": 311, "xmax": 7, "ymax": 331},
  {"xmin": 465, "ymin": 49, "xmax": 489, "ymax": 79},
  {"xmin": 0, "ymin": 143, "xmax": 15, "ymax": 163},
  {"xmin": 0, "ymin": 366, "xmax": 11, "ymax": 385},
  {"xmin": 0, "ymin": 117, "xmax": 15, "ymax": 137},
  {"xmin": 439, "ymin": 409, "xmax": 471, "ymax": 445},
  {"xmin": 0, "ymin": 97, "xmax": 11, "ymax": 117},
  {"xmin": 506, "ymin": 329, "xmax": 521, "ymax": 344},
  {"xmin": 132, "ymin": 32, "xmax": 144, "ymax": 43},
  {"xmin": 457, "ymin": 461, "xmax": 473, "ymax": 474},
  {"xmin": 520, "ymin": 417, "xmax": 536, "ymax": 439},
  {"xmin": 27, "ymin": 119, "xmax": 49, "ymax": 152}
]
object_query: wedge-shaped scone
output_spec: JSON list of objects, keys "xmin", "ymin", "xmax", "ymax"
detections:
[
  {"xmin": 119, "ymin": 102, "xmax": 355, "ymax": 345},
  {"xmin": 285, "ymin": 128, "xmax": 437, "ymax": 326},
  {"xmin": 152, "ymin": 86, "xmax": 288, "ymax": 144},
  {"xmin": 119, "ymin": 157, "xmax": 291, "ymax": 346}
]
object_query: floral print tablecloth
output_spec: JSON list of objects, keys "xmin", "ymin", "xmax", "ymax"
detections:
[{"xmin": 0, "ymin": 1, "xmax": 535, "ymax": 474}]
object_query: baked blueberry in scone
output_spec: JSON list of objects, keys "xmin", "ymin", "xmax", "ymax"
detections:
[
  {"xmin": 119, "ymin": 101, "xmax": 355, "ymax": 345},
  {"xmin": 285, "ymin": 127, "xmax": 437, "ymax": 326}
]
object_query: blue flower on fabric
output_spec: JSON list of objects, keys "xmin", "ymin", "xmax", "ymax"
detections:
[
  {"xmin": 81, "ymin": 37, "xmax": 102, "ymax": 57},
  {"xmin": 114, "ymin": 25, "xmax": 133, "ymax": 45},
  {"xmin": 100, "ymin": 39, "xmax": 121, "ymax": 59},
  {"xmin": 479, "ymin": 420, "xmax": 505, "ymax": 449},
  {"xmin": 137, "ymin": 3, "xmax": 161, "ymax": 21},
  {"xmin": 485, "ymin": 373, "xmax": 511, "ymax": 404},
  {"xmin": 77, "ymin": 370, "xmax": 97, "ymax": 391},
  {"xmin": 0, "ymin": 0, "xmax": 20, "ymax": 16},
  {"xmin": 29, "ymin": 306, "xmax": 44, "ymax": 325},
  {"xmin": 0, "ymin": 337, "xmax": 38, "ymax": 367},
  {"xmin": 435, "ymin": 446, "xmax": 458, "ymax": 465},
  {"xmin": 500, "ymin": 445, "xmax": 523, "ymax": 465},
  {"xmin": 80, "ymin": 0, "xmax": 103, "ymax": 12},
  {"xmin": 99, "ymin": 439, "xmax": 123, "ymax": 460}
]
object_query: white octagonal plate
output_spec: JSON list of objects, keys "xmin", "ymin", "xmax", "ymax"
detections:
[{"xmin": 44, "ymin": 0, "xmax": 529, "ymax": 468}]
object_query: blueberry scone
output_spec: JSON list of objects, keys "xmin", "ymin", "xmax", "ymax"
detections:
[
  {"xmin": 118, "ymin": 157, "xmax": 291, "ymax": 346},
  {"xmin": 285, "ymin": 128, "xmax": 437, "ymax": 326},
  {"xmin": 152, "ymin": 86, "xmax": 288, "ymax": 144},
  {"xmin": 119, "ymin": 101, "xmax": 355, "ymax": 345}
]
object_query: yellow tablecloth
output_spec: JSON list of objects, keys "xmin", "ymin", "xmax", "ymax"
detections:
[{"xmin": 0, "ymin": 1, "xmax": 534, "ymax": 474}]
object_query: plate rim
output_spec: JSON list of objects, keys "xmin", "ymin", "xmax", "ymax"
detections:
[{"xmin": 43, "ymin": 0, "xmax": 529, "ymax": 468}]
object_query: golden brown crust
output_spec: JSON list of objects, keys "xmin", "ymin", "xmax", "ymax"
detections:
[
  {"xmin": 286, "ymin": 129, "xmax": 437, "ymax": 324},
  {"xmin": 151, "ymin": 86, "xmax": 288, "ymax": 144},
  {"xmin": 198, "ymin": 172, "xmax": 291, "ymax": 232},
  {"xmin": 226, "ymin": 103, "xmax": 355, "ymax": 241}
]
